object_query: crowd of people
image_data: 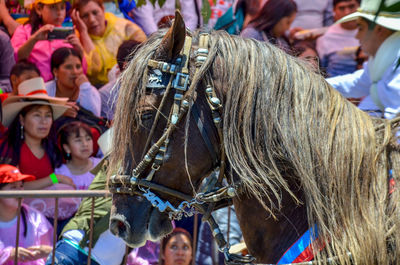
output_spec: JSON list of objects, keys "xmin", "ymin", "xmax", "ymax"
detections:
[{"xmin": 0, "ymin": 0, "xmax": 399, "ymax": 264}]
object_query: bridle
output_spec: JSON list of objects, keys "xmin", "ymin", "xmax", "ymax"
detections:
[{"xmin": 108, "ymin": 33, "xmax": 254, "ymax": 264}]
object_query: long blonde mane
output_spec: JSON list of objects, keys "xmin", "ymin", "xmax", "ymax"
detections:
[{"xmin": 111, "ymin": 29, "xmax": 400, "ymax": 264}]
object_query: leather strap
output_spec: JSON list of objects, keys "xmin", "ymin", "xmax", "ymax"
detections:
[{"xmin": 191, "ymin": 103, "xmax": 219, "ymax": 166}]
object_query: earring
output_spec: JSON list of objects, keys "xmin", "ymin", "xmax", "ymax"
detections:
[
  {"xmin": 20, "ymin": 125, "xmax": 24, "ymax": 140},
  {"xmin": 66, "ymin": 153, "xmax": 71, "ymax": 159}
]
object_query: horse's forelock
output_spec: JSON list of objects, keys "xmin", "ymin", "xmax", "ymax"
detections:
[{"xmin": 110, "ymin": 31, "xmax": 167, "ymax": 176}]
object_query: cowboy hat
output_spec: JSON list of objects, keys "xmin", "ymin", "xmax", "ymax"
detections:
[
  {"xmin": 2, "ymin": 77, "xmax": 70, "ymax": 127},
  {"xmin": 337, "ymin": 0, "xmax": 400, "ymax": 31}
]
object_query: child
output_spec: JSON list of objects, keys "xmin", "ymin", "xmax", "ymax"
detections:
[
  {"xmin": 0, "ymin": 60, "xmax": 41, "ymax": 103},
  {"xmin": 10, "ymin": 0, "xmax": 84, "ymax": 82},
  {"xmin": 0, "ymin": 164, "xmax": 53, "ymax": 265},
  {"xmin": 56, "ymin": 121, "xmax": 101, "ymax": 191}
]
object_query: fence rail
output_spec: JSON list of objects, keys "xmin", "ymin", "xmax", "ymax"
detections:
[
  {"xmin": 0, "ymin": 190, "xmax": 110, "ymax": 198},
  {"xmin": 0, "ymin": 190, "xmax": 111, "ymax": 265},
  {"xmin": 0, "ymin": 190, "xmax": 213, "ymax": 265}
]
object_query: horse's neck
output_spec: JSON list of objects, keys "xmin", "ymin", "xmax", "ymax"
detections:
[{"xmin": 232, "ymin": 184, "xmax": 308, "ymax": 263}]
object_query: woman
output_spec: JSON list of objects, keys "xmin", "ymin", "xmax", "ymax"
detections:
[
  {"xmin": 47, "ymin": 47, "xmax": 101, "ymax": 117},
  {"xmin": 0, "ymin": 77, "xmax": 74, "ymax": 189},
  {"xmin": 10, "ymin": 0, "xmax": 84, "ymax": 82},
  {"xmin": 160, "ymin": 228, "xmax": 193, "ymax": 265},
  {"xmin": 240, "ymin": 0, "xmax": 297, "ymax": 52},
  {"xmin": 71, "ymin": 0, "xmax": 146, "ymax": 86}
]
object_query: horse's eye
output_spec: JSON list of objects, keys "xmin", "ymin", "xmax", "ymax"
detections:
[
  {"xmin": 141, "ymin": 111, "xmax": 153, "ymax": 121},
  {"xmin": 145, "ymin": 88, "xmax": 153, "ymax": 95}
]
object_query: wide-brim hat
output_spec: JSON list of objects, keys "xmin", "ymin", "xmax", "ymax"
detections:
[
  {"xmin": 0, "ymin": 164, "xmax": 36, "ymax": 184},
  {"xmin": 337, "ymin": 0, "xmax": 400, "ymax": 31},
  {"xmin": 2, "ymin": 77, "xmax": 70, "ymax": 127}
]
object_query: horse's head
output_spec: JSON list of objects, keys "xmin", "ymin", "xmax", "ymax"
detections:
[{"xmin": 108, "ymin": 12, "xmax": 224, "ymax": 247}]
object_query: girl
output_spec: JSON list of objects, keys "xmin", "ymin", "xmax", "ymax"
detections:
[
  {"xmin": 11, "ymin": 0, "xmax": 84, "ymax": 82},
  {"xmin": 0, "ymin": 164, "xmax": 53, "ymax": 265},
  {"xmin": 47, "ymin": 47, "xmax": 101, "ymax": 117},
  {"xmin": 56, "ymin": 121, "xmax": 101, "ymax": 190},
  {"xmin": 240, "ymin": 0, "xmax": 297, "ymax": 52}
]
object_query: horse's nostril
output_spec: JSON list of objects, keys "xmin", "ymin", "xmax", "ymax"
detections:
[
  {"xmin": 110, "ymin": 217, "xmax": 130, "ymax": 238},
  {"xmin": 118, "ymin": 220, "xmax": 126, "ymax": 231}
]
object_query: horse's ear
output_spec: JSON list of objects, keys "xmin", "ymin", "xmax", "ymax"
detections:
[{"xmin": 155, "ymin": 10, "xmax": 186, "ymax": 61}]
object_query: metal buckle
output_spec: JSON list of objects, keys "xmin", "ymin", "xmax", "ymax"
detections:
[
  {"xmin": 173, "ymin": 73, "xmax": 190, "ymax": 91},
  {"xmin": 141, "ymin": 189, "xmax": 180, "ymax": 213},
  {"xmin": 161, "ymin": 62, "xmax": 170, "ymax": 72}
]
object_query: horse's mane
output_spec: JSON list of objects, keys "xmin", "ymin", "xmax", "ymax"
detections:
[{"xmin": 111, "ymin": 29, "xmax": 400, "ymax": 264}]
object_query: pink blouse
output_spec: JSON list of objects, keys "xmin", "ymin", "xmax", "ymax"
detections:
[
  {"xmin": 0, "ymin": 204, "xmax": 53, "ymax": 265},
  {"xmin": 11, "ymin": 24, "xmax": 87, "ymax": 82}
]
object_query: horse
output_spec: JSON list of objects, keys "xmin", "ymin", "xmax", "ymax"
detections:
[{"xmin": 108, "ymin": 12, "xmax": 400, "ymax": 264}]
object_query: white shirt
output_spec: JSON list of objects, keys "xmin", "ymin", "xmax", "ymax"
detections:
[
  {"xmin": 291, "ymin": 0, "xmax": 334, "ymax": 29},
  {"xmin": 327, "ymin": 55, "xmax": 400, "ymax": 119},
  {"xmin": 316, "ymin": 23, "xmax": 359, "ymax": 59},
  {"xmin": 46, "ymin": 80, "xmax": 101, "ymax": 117},
  {"xmin": 63, "ymin": 229, "xmax": 126, "ymax": 265},
  {"xmin": 132, "ymin": 0, "xmax": 201, "ymax": 36}
]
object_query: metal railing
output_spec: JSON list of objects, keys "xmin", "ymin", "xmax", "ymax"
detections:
[
  {"xmin": 0, "ymin": 190, "xmax": 231, "ymax": 265},
  {"xmin": 0, "ymin": 190, "xmax": 110, "ymax": 265}
]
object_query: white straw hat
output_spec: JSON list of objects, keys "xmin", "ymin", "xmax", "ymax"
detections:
[
  {"xmin": 337, "ymin": 0, "xmax": 400, "ymax": 31},
  {"xmin": 2, "ymin": 77, "xmax": 70, "ymax": 127}
]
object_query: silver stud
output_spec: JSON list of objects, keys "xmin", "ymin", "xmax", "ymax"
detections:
[
  {"xmin": 162, "ymin": 63, "xmax": 169, "ymax": 72},
  {"xmin": 110, "ymin": 175, "xmax": 116, "ymax": 183},
  {"xmin": 196, "ymin": 56, "xmax": 207, "ymax": 62},
  {"xmin": 227, "ymin": 187, "xmax": 236, "ymax": 197},
  {"xmin": 170, "ymin": 64, "xmax": 176, "ymax": 73},
  {"xmin": 155, "ymin": 154, "xmax": 163, "ymax": 161},
  {"xmin": 130, "ymin": 177, "xmax": 137, "ymax": 185},
  {"xmin": 174, "ymin": 94, "xmax": 183, "ymax": 100},
  {"xmin": 171, "ymin": 114, "xmax": 178, "ymax": 125},
  {"xmin": 210, "ymin": 97, "xmax": 220, "ymax": 105},
  {"xmin": 197, "ymin": 48, "xmax": 209, "ymax": 54},
  {"xmin": 182, "ymin": 100, "xmax": 189, "ymax": 107},
  {"xmin": 213, "ymin": 117, "xmax": 221, "ymax": 124},
  {"xmin": 145, "ymin": 155, "xmax": 152, "ymax": 162}
]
